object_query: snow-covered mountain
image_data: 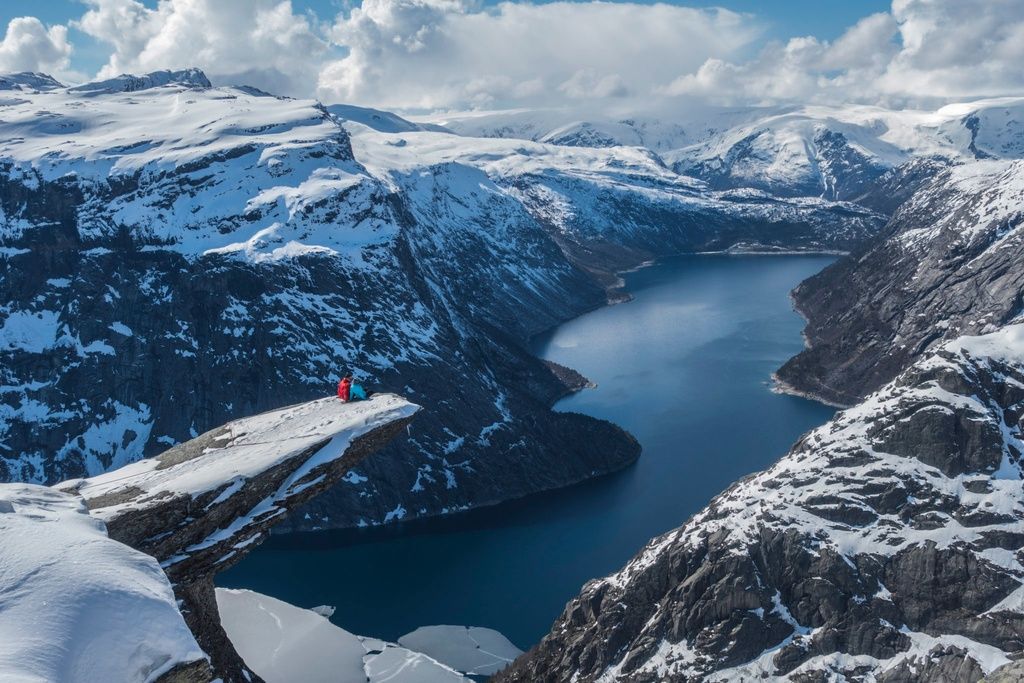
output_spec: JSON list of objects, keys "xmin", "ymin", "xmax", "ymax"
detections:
[
  {"xmin": 670, "ymin": 99, "xmax": 1024, "ymax": 202},
  {"xmin": 500, "ymin": 321, "xmax": 1024, "ymax": 683},
  {"xmin": 418, "ymin": 108, "xmax": 704, "ymax": 152},
  {"xmin": 421, "ymin": 99, "xmax": 1024, "ymax": 203},
  {"xmin": 0, "ymin": 69, "xmax": 881, "ymax": 530},
  {"xmin": 778, "ymin": 158, "xmax": 1024, "ymax": 405}
]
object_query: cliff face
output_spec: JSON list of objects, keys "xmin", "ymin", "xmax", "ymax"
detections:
[
  {"xmin": 54, "ymin": 394, "xmax": 420, "ymax": 683},
  {"xmin": 0, "ymin": 71, "xmax": 880, "ymax": 531},
  {"xmin": 499, "ymin": 325, "xmax": 1024, "ymax": 682},
  {"xmin": 776, "ymin": 160, "xmax": 1024, "ymax": 406}
]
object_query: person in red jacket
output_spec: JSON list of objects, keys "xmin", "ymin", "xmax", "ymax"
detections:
[{"xmin": 337, "ymin": 373, "xmax": 352, "ymax": 402}]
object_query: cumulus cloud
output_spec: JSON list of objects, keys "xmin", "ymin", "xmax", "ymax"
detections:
[
  {"xmin": 74, "ymin": 0, "xmax": 332, "ymax": 97},
  {"xmin": 879, "ymin": 0, "xmax": 1024, "ymax": 99},
  {"xmin": 660, "ymin": 13, "xmax": 900, "ymax": 105},
  {"xmin": 5, "ymin": 0, "xmax": 1024, "ymax": 112},
  {"xmin": 664, "ymin": 0, "xmax": 1024, "ymax": 107},
  {"xmin": 0, "ymin": 16, "xmax": 74, "ymax": 77},
  {"xmin": 318, "ymin": 0, "xmax": 762, "ymax": 109}
]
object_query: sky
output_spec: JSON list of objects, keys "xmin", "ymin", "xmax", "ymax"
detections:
[{"xmin": 2, "ymin": 0, "xmax": 1023, "ymax": 114}]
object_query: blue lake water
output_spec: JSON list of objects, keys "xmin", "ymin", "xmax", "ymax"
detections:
[{"xmin": 219, "ymin": 254, "xmax": 837, "ymax": 651}]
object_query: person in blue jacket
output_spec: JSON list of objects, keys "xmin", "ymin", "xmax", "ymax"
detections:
[{"xmin": 350, "ymin": 381, "xmax": 368, "ymax": 401}]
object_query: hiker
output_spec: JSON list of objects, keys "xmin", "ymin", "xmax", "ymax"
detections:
[
  {"xmin": 350, "ymin": 381, "xmax": 368, "ymax": 401},
  {"xmin": 337, "ymin": 372, "xmax": 370, "ymax": 402},
  {"xmin": 337, "ymin": 373, "xmax": 352, "ymax": 402}
]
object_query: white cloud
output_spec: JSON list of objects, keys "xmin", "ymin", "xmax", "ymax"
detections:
[
  {"xmin": 74, "ymin": 0, "xmax": 331, "ymax": 97},
  {"xmin": 0, "ymin": 16, "xmax": 73, "ymax": 77},
  {"xmin": 5, "ymin": 0, "xmax": 1024, "ymax": 112},
  {"xmin": 664, "ymin": 0, "xmax": 1024, "ymax": 107},
  {"xmin": 879, "ymin": 0, "xmax": 1024, "ymax": 99},
  {"xmin": 660, "ymin": 13, "xmax": 900, "ymax": 105},
  {"xmin": 318, "ymin": 0, "xmax": 762, "ymax": 109}
]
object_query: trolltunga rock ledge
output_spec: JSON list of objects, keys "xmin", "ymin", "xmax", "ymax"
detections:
[{"xmin": 58, "ymin": 393, "xmax": 420, "ymax": 683}]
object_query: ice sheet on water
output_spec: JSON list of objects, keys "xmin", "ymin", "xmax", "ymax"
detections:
[
  {"xmin": 399, "ymin": 625, "xmax": 523, "ymax": 676},
  {"xmin": 216, "ymin": 588, "xmax": 471, "ymax": 683}
]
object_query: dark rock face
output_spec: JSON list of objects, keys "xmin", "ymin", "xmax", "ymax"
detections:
[
  {"xmin": 0, "ymin": 81, "xmax": 882, "ymax": 532},
  {"xmin": 61, "ymin": 395, "xmax": 418, "ymax": 683},
  {"xmin": 499, "ymin": 329, "xmax": 1024, "ymax": 682},
  {"xmin": 0, "ymin": 163, "xmax": 640, "ymax": 530},
  {"xmin": 777, "ymin": 160, "xmax": 1024, "ymax": 406}
]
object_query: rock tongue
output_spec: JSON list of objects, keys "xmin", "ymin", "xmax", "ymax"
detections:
[
  {"xmin": 498, "ymin": 326, "xmax": 1024, "ymax": 682},
  {"xmin": 60, "ymin": 394, "xmax": 419, "ymax": 683}
]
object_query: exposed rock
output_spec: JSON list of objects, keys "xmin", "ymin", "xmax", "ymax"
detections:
[
  {"xmin": 498, "ymin": 325, "xmax": 1024, "ymax": 682},
  {"xmin": 59, "ymin": 394, "xmax": 419, "ymax": 682},
  {"xmin": 777, "ymin": 159, "xmax": 1024, "ymax": 406}
]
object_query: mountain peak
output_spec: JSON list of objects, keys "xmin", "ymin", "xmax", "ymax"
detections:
[
  {"xmin": 0, "ymin": 72, "xmax": 64, "ymax": 92},
  {"xmin": 68, "ymin": 68, "xmax": 212, "ymax": 95}
]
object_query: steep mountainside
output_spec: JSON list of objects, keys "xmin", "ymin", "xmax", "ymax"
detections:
[
  {"xmin": 777, "ymin": 159, "xmax": 1024, "ymax": 406},
  {"xmin": 0, "ymin": 70, "xmax": 881, "ymax": 530},
  {"xmin": 500, "ymin": 324, "xmax": 1024, "ymax": 682}
]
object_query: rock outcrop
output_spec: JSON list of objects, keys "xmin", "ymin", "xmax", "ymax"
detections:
[
  {"xmin": 58, "ymin": 394, "xmax": 419, "ymax": 683},
  {"xmin": 777, "ymin": 159, "xmax": 1024, "ymax": 406},
  {"xmin": 499, "ymin": 325, "xmax": 1024, "ymax": 682}
]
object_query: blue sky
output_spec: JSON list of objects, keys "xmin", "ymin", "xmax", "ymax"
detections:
[{"xmin": 4, "ymin": 0, "xmax": 892, "ymax": 79}]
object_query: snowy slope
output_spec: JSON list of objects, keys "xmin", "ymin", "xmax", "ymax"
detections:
[
  {"xmin": 501, "ymin": 323, "xmax": 1024, "ymax": 682},
  {"xmin": 0, "ymin": 483, "xmax": 208, "ymax": 683},
  {"xmin": 328, "ymin": 104, "xmax": 451, "ymax": 135}
]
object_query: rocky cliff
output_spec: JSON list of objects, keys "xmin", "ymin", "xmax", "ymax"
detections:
[
  {"xmin": 499, "ymin": 324, "xmax": 1024, "ymax": 682},
  {"xmin": 0, "ymin": 394, "xmax": 417, "ymax": 683},
  {"xmin": 0, "ymin": 70, "xmax": 880, "ymax": 531},
  {"xmin": 777, "ymin": 159, "xmax": 1024, "ymax": 406},
  {"xmin": 54, "ymin": 393, "xmax": 419, "ymax": 683}
]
